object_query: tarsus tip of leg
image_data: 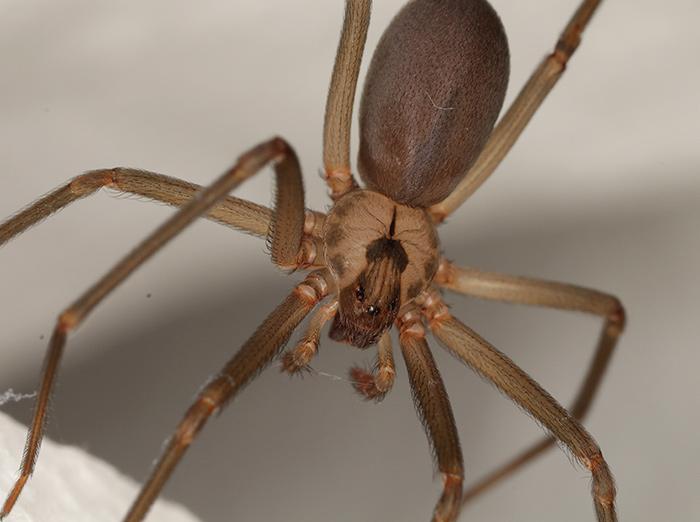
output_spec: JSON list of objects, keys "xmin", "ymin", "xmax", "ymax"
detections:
[{"xmin": 349, "ymin": 366, "xmax": 382, "ymax": 400}]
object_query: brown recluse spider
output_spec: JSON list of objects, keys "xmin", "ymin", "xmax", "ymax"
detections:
[{"xmin": 0, "ymin": 1, "xmax": 625, "ymax": 521}]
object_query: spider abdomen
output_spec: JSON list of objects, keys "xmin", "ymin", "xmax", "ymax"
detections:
[{"xmin": 358, "ymin": 0, "xmax": 510, "ymax": 208}]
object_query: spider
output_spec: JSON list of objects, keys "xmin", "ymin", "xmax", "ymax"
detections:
[{"xmin": 0, "ymin": 0, "xmax": 626, "ymax": 521}]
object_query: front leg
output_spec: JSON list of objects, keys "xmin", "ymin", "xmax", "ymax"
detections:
[
  {"xmin": 124, "ymin": 270, "xmax": 331, "ymax": 521},
  {"xmin": 423, "ymin": 292, "xmax": 617, "ymax": 521},
  {"xmin": 0, "ymin": 137, "xmax": 310, "ymax": 518},
  {"xmin": 397, "ymin": 308, "xmax": 463, "ymax": 522},
  {"xmin": 435, "ymin": 260, "xmax": 624, "ymax": 502}
]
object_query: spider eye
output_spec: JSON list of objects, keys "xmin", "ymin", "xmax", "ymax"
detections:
[
  {"xmin": 389, "ymin": 298, "xmax": 398, "ymax": 311},
  {"xmin": 367, "ymin": 305, "xmax": 380, "ymax": 317},
  {"xmin": 355, "ymin": 285, "xmax": 365, "ymax": 302}
]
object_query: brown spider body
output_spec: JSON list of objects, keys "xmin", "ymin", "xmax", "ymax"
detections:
[
  {"xmin": 0, "ymin": 1, "xmax": 623, "ymax": 521},
  {"xmin": 359, "ymin": 0, "xmax": 510, "ymax": 207},
  {"xmin": 329, "ymin": 0, "xmax": 509, "ymax": 347}
]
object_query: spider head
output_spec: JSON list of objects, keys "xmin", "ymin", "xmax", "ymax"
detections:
[{"xmin": 329, "ymin": 237, "xmax": 406, "ymax": 348}]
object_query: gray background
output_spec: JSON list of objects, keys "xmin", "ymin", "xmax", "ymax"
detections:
[{"xmin": 1, "ymin": 1, "xmax": 699, "ymax": 521}]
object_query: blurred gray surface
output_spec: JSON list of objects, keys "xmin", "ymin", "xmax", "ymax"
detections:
[{"xmin": 1, "ymin": 1, "xmax": 699, "ymax": 521}]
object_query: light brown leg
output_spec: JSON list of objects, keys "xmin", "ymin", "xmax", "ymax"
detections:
[
  {"xmin": 281, "ymin": 299, "xmax": 338, "ymax": 374},
  {"xmin": 124, "ymin": 270, "xmax": 330, "ymax": 522},
  {"xmin": 430, "ymin": 0, "xmax": 604, "ymax": 221},
  {"xmin": 0, "ymin": 169, "xmax": 274, "ymax": 244},
  {"xmin": 322, "ymin": 0, "xmax": 371, "ymax": 200},
  {"xmin": 349, "ymin": 330, "xmax": 395, "ymax": 401},
  {"xmin": 435, "ymin": 261, "xmax": 624, "ymax": 502},
  {"xmin": 0, "ymin": 137, "xmax": 308, "ymax": 519},
  {"xmin": 422, "ymin": 291, "xmax": 616, "ymax": 522},
  {"xmin": 398, "ymin": 308, "xmax": 464, "ymax": 522}
]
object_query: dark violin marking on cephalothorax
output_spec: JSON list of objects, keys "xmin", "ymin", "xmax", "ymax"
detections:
[{"xmin": 330, "ymin": 208, "xmax": 409, "ymax": 347}]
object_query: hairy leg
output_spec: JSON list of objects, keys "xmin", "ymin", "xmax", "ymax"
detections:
[
  {"xmin": 422, "ymin": 290, "xmax": 616, "ymax": 522},
  {"xmin": 0, "ymin": 169, "xmax": 273, "ymax": 244},
  {"xmin": 435, "ymin": 261, "xmax": 624, "ymax": 502},
  {"xmin": 349, "ymin": 330, "xmax": 395, "ymax": 401},
  {"xmin": 0, "ymin": 137, "xmax": 308, "ymax": 518},
  {"xmin": 281, "ymin": 299, "xmax": 338, "ymax": 374},
  {"xmin": 398, "ymin": 308, "xmax": 463, "ymax": 522},
  {"xmin": 322, "ymin": 0, "xmax": 371, "ymax": 200},
  {"xmin": 124, "ymin": 270, "xmax": 330, "ymax": 521}
]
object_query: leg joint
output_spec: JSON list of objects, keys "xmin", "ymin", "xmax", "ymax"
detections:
[
  {"xmin": 270, "ymin": 136, "xmax": 291, "ymax": 157},
  {"xmin": 554, "ymin": 36, "xmax": 580, "ymax": 65},
  {"xmin": 397, "ymin": 309, "xmax": 425, "ymax": 340},
  {"xmin": 606, "ymin": 300, "xmax": 626, "ymax": 335},
  {"xmin": 295, "ymin": 271, "xmax": 331, "ymax": 303},
  {"xmin": 57, "ymin": 310, "xmax": 78, "ymax": 332},
  {"xmin": 70, "ymin": 169, "xmax": 116, "ymax": 195},
  {"xmin": 585, "ymin": 450, "xmax": 604, "ymax": 472},
  {"xmin": 323, "ymin": 166, "xmax": 357, "ymax": 201},
  {"xmin": 434, "ymin": 258, "xmax": 455, "ymax": 286},
  {"xmin": 175, "ymin": 398, "xmax": 218, "ymax": 446}
]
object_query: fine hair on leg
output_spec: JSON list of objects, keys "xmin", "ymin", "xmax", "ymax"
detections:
[
  {"xmin": 397, "ymin": 308, "xmax": 463, "ymax": 522},
  {"xmin": 322, "ymin": 0, "xmax": 371, "ymax": 200},
  {"xmin": 0, "ymin": 136, "xmax": 309, "ymax": 518},
  {"xmin": 124, "ymin": 270, "xmax": 330, "ymax": 522},
  {"xmin": 422, "ymin": 290, "xmax": 617, "ymax": 521},
  {"xmin": 434, "ymin": 260, "xmax": 625, "ymax": 501}
]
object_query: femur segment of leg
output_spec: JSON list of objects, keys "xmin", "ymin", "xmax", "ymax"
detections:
[
  {"xmin": 434, "ymin": 260, "xmax": 625, "ymax": 502},
  {"xmin": 281, "ymin": 299, "xmax": 338, "ymax": 374},
  {"xmin": 267, "ymin": 145, "xmax": 306, "ymax": 269},
  {"xmin": 0, "ymin": 169, "xmax": 273, "ymax": 246},
  {"xmin": 435, "ymin": 259, "xmax": 625, "ymax": 325},
  {"xmin": 1, "ymin": 169, "xmax": 328, "ymax": 266},
  {"xmin": 429, "ymin": 0, "xmax": 604, "ymax": 222},
  {"xmin": 322, "ymin": 0, "xmax": 371, "ymax": 200},
  {"xmin": 397, "ymin": 307, "xmax": 463, "ymax": 522},
  {"xmin": 0, "ymin": 137, "xmax": 313, "ymax": 519},
  {"xmin": 124, "ymin": 269, "xmax": 332, "ymax": 522},
  {"xmin": 349, "ymin": 330, "xmax": 395, "ymax": 401},
  {"xmin": 420, "ymin": 289, "xmax": 617, "ymax": 521}
]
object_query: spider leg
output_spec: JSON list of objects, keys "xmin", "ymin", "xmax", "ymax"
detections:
[
  {"xmin": 281, "ymin": 299, "xmax": 338, "ymax": 374},
  {"xmin": 124, "ymin": 270, "xmax": 330, "ymax": 522},
  {"xmin": 398, "ymin": 308, "xmax": 463, "ymax": 522},
  {"xmin": 422, "ymin": 291, "xmax": 617, "ymax": 522},
  {"xmin": 323, "ymin": 0, "xmax": 371, "ymax": 200},
  {"xmin": 349, "ymin": 330, "xmax": 395, "ymax": 401},
  {"xmin": 434, "ymin": 261, "xmax": 625, "ymax": 503},
  {"xmin": 0, "ymin": 137, "xmax": 309, "ymax": 518},
  {"xmin": 430, "ymin": 0, "xmax": 604, "ymax": 221},
  {"xmin": 1, "ymin": 169, "xmax": 268, "ymax": 244}
]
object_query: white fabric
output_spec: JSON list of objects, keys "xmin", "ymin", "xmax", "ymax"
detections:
[{"xmin": 0, "ymin": 412, "xmax": 200, "ymax": 522}]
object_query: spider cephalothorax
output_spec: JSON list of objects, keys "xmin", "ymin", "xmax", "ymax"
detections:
[{"xmin": 324, "ymin": 189, "xmax": 439, "ymax": 348}]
